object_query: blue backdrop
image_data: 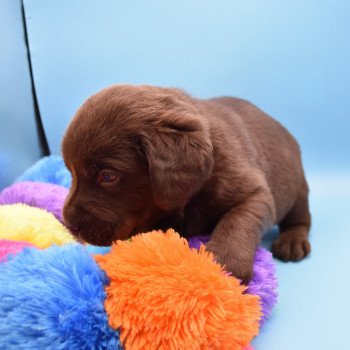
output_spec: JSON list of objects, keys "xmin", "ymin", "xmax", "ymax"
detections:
[
  {"xmin": 23, "ymin": 0, "xmax": 350, "ymax": 174},
  {"xmin": 2, "ymin": 1, "xmax": 350, "ymax": 348}
]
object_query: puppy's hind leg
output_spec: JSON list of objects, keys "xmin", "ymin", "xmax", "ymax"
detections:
[{"xmin": 272, "ymin": 182, "xmax": 311, "ymax": 261}]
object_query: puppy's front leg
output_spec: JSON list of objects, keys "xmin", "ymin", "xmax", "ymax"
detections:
[{"xmin": 205, "ymin": 187, "xmax": 275, "ymax": 284}]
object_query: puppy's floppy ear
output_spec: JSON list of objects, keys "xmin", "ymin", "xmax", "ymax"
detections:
[{"xmin": 141, "ymin": 113, "xmax": 213, "ymax": 211}]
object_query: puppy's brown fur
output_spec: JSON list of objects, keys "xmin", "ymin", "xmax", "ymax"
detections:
[{"xmin": 62, "ymin": 85, "xmax": 311, "ymax": 283}]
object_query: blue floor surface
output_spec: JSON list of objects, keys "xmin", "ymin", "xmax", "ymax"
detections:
[{"xmin": 253, "ymin": 173, "xmax": 350, "ymax": 349}]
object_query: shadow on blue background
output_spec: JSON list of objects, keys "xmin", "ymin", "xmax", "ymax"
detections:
[
  {"xmin": 1, "ymin": 0, "xmax": 350, "ymax": 348},
  {"xmin": 0, "ymin": 0, "xmax": 41, "ymax": 188}
]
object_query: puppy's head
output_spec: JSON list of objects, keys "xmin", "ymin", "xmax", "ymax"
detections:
[{"xmin": 62, "ymin": 85, "xmax": 213, "ymax": 245}]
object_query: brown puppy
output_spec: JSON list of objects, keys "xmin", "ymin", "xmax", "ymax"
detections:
[{"xmin": 62, "ymin": 84, "xmax": 311, "ymax": 283}]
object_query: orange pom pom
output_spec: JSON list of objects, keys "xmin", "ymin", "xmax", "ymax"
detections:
[{"xmin": 94, "ymin": 229, "xmax": 261, "ymax": 350}]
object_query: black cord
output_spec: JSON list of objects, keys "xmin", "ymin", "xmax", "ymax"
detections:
[{"xmin": 21, "ymin": 0, "xmax": 50, "ymax": 156}]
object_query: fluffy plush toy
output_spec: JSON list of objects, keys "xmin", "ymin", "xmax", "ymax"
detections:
[
  {"xmin": 0, "ymin": 156, "xmax": 278, "ymax": 349},
  {"xmin": 0, "ymin": 204, "xmax": 74, "ymax": 248},
  {"xmin": 0, "ymin": 244, "xmax": 122, "ymax": 350},
  {"xmin": 0, "ymin": 181, "xmax": 68, "ymax": 223},
  {"xmin": 0, "ymin": 226, "xmax": 274, "ymax": 350},
  {"xmin": 188, "ymin": 236, "xmax": 277, "ymax": 325},
  {"xmin": 0, "ymin": 239, "xmax": 33, "ymax": 262},
  {"xmin": 16, "ymin": 155, "xmax": 71, "ymax": 188},
  {"xmin": 95, "ymin": 229, "xmax": 261, "ymax": 350}
]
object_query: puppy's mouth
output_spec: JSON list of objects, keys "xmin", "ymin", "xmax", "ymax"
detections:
[
  {"xmin": 75, "ymin": 231, "xmax": 115, "ymax": 247},
  {"xmin": 112, "ymin": 225, "xmax": 141, "ymax": 241}
]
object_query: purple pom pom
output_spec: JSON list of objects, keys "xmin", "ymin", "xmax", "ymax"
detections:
[
  {"xmin": 246, "ymin": 247, "xmax": 278, "ymax": 326},
  {"xmin": 0, "ymin": 182, "xmax": 68, "ymax": 223},
  {"xmin": 188, "ymin": 235, "xmax": 278, "ymax": 326},
  {"xmin": 188, "ymin": 235, "xmax": 210, "ymax": 250}
]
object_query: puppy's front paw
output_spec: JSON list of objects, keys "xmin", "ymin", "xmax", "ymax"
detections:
[
  {"xmin": 205, "ymin": 241, "xmax": 253, "ymax": 284},
  {"xmin": 272, "ymin": 234, "xmax": 311, "ymax": 262}
]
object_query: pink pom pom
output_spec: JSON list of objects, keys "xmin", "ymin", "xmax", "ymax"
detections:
[{"xmin": 0, "ymin": 240, "xmax": 34, "ymax": 262}]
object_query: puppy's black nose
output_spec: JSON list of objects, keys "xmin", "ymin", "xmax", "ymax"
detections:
[{"xmin": 67, "ymin": 224, "xmax": 81, "ymax": 233}]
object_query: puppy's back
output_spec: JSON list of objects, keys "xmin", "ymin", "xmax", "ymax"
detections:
[{"xmin": 205, "ymin": 96, "xmax": 306, "ymax": 223}]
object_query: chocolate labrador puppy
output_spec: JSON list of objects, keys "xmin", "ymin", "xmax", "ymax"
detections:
[{"xmin": 62, "ymin": 84, "xmax": 311, "ymax": 283}]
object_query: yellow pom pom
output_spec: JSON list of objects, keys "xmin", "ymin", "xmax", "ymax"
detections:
[{"xmin": 0, "ymin": 204, "xmax": 75, "ymax": 248}]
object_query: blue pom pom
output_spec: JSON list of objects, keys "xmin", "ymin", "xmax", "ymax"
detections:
[
  {"xmin": 0, "ymin": 245, "xmax": 122, "ymax": 349},
  {"xmin": 85, "ymin": 245, "xmax": 111, "ymax": 255},
  {"xmin": 16, "ymin": 155, "xmax": 72, "ymax": 189}
]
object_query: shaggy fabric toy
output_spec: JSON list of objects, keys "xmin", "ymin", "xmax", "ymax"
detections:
[
  {"xmin": 0, "ymin": 204, "xmax": 75, "ymax": 248},
  {"xmin": 0, "ymin": 232, "xmax": 267, "ymax": 350},
  {"xmin": 0, "ymin": 222, "xmax": 276, "ymax": 350},
  {"xmin": 16, "ymin": 155, "xmax": 72, "ymax": 189},
  {"xmin": 0, "ymin": 244, "xmax": 122, "ymax": 349},
  {"xmin": 245, "ymin": 248, "xmax": 278, "ymax": 325},
  {"xmin": 0, "ymin": 156, "xmax": 278, "ymax": 349},
  {"xmin": 188, "ymin": 236, "xmax": 278, "ymax": 325},
  {"xmin": 0, "ymin": 239, "xmax": 33, "ymax": 262},
  {"xmin": 0, "ymin": 181, "xmax": 68, "ymax": 223},
  {"xmin": 95, "ymin": 229, "xmax": 262, "ymax": 350}
]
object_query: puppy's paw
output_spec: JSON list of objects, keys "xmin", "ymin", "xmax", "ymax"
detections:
[
  {"xmin": 272, "ymin": 234, "xmax": 311, "ymax": 262},
  {"xmin": 205, "ymin": 241, "xmax": 253, "ymax": 284}
]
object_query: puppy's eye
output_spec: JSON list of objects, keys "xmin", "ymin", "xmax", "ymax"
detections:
[{"xmin": 98, "ymin": 169, "xmax": 119, "ymax": 183}]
